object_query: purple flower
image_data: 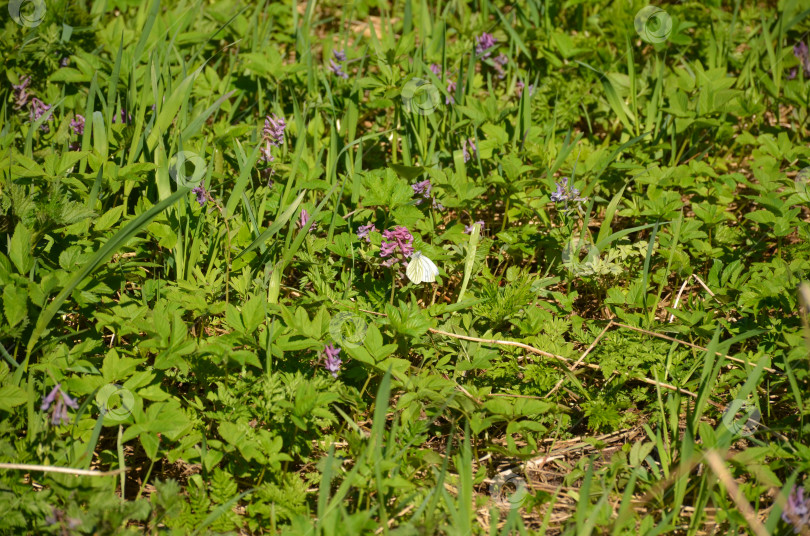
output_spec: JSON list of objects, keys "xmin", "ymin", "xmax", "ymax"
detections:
[
  {"xmin": 12, "ymin": 76, "xmax": 31, "ymax": 109},
  {"xmin": 475, "ymin": 32, "xmax": 497, "ymax": 57},
  {"xmin": 192, "ymin": 185, "xmax": 208, "ymax": 206},
  {"xmin": 323, "ymin": 344, "xmax": 342, "ymax": 378},
  {"xmin": 260, "ymin": 114, "xmax": 286, "ymax": 164},
  {"xmin": 329, "ymin": 58, "xmax": 349, "ymax": 79},
  {"xmin": 516, "ymin": 81, "xmax": 536, "ymax": 97},
  {"xmin": 782, "ymin": 485, "xmax": 810, "ymax": 533},
  {"xmin": 794, "ymin": 41, "xmax": 810, "ymax": 78},
  {"xmin": 263, "ymin": 114, "xmax": 286, "ymax": 147},
  {"xmin": 298, "ymin": 209, "xmax": 311, "ymax": 230},
  {"xmin": 464, "ymin": 221, "xmax": 485, "ymax": 234},
  {"xmin": 411, "ymin": 180, "xmax": 443, "ymax": 209},
  {"xmin": 45, "ymin": 507, "xmax": 81, "ymax": 530},
  {"xmin": 493, "ymin": 53, "xmax": 508, "ymax": 78},
  {"xmin": 69, "ymin": 114, "xmax": 85, "ymax": 151},
  {"xmin": 357, "ymin": 222, "xmax": 376, "ymax": 242},
  {"xmin": 412, "ymin": 179, "xmax": 432, "ymax": 202},
  {"xmin": 462, "ymin": 138, "xmax": 477, "ymax": 163},
  {"xmin": 333, "ymin": 49, "xmax": 347, "ymax": 62},
  {"xmin": 111, "ymin": 108, "xmax": 131, "ymax": 124},
  {"xmin": 550, "ymin": 177, "xmax": 585, "ymax": 206},
  {"xmin": 429, "ymin": 63, "xmax": 442, "ymax": 76},
  {"xmin": 29, "ymin": 98, "xmax": 52, "ymax": 131},
  {"xmin": 70, "ymin": 114, "xmax": 85, "ymax": 136},
  {"xmin": 41, "ymin": 383, "xmax": 79, "ymax": 426},
  {"xmin": 380, "ymin": 226, "xmax": 414, "ymax": 267},
  {"xmin": 60, "ymin": 57, "xmax": 70, "ymax": 67},
  {"xmin": 445, "ymin": 80, "xmax": 457, "ymax": 105},
  {"xmin": 260, "ymin": 143, "xmax": 275, "ymax": 164}
]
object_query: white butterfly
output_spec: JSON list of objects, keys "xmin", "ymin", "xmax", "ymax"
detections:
[{"xmin": 406, "ymin": 251, "xmax": 439, "ymax": 284}]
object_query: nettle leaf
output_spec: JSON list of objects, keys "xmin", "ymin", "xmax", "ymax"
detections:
[
  {"xmin": 8, "ymin": 224, "xmax": 33, "ymax": 275},
  {"xmin": 225, "ymin": 304, "xmax": 246, "ymax": 333},
  {"xmin": 385, "ymin": 300, "xmax": 430, "ymax": 339},
  {"xmin": 241, "ymin": 295, "xmax": 266, "ymax": 334},
  {"xmin": 2, "ymin": 284, "xmax": 27, "ymax": 327},
  {"xmin": 0, "ymin": 385, "xmax": 27, "ymax": 412},
  {"xmin": 95, "ymin": 205, "xmax": 126, "ymax": 232},
  {"xmin": 361, "ymin": 169, "xmax": 413, "ymax": 208}
]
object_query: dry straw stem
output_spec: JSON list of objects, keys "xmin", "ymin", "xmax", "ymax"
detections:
[
  {"xmin": 612, "ymin": 321, "xmax": 780, "ymax": 375},
  {"xmin": 703, "ymin": 450, "xmax": 770, "ymax": 536},
  {"xmin": 0, "ymin": 463, "xmax": 126, "ymax": 477},
  {"xmin": 798, "ymin": 282, "xmax": 810, "ymax": 355},
  {"xmin": 357, "ymin": 308, "xmax": 798, "ymax": 436},
  {"xmin": 668, "ymin": 273, "xmax": 722, "ymax": 323},
  {"xmin": 426, "ymin": 326, "xmax": 709, "ymax": 407}
]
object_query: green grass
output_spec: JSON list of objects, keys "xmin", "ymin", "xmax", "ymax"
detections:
[{"xmin": 1, "ymin": 0, "xmax": 810, "ymax": 534}]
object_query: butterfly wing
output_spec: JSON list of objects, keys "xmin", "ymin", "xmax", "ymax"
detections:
[
  {"xmin": 420, "ymin": 255, "xmax": 439, "ymax": 282},
  {"xmin": 406, "ymin": 252, "xmax": 439, "ymax": 284},
  {"xmin": 406, "ymin": 252, "xmax": 423, "ymax": 283}
]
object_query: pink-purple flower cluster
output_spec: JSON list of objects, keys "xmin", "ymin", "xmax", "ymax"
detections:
[
  {"xmin": 782, "ymin": 485, "xmax": 810, "ymax": 532},
  {"xmin": 45, "ymin": 507, "xmax": 81, "ymax": 531},
  {"xmin": 41, "ymin": 383, "xmax": 79, "ymax": 426},
  {"xmin": 790, "ymin": 41, "xmax": 810, "ymax": 79},
  {"xmin": 192, "ymin": 185, "xmax": 209, "ymax": 206},
  {"xmin": 550, "ymin": 177, "xmax": 586, "ymax": 207},
  {"xmin": 380, "ymin": 226, "xmax": 414, "ymax": 267},
  {"xmin": 12, "ymin": 76, "xmax": 31, "ymax": 110},
  {"xmin": 69, "ymin": 114, "xmax": 85, "ymax": 151},
  {"xmin": 29, "ymin": 98, "xmax": 53, "ymax": 132},
  {"xmin": 492, "ymin": 53, "xmax": 508, "ymax": 79},
  {"xmin": 330, "ymin": 49, "xmax": 349, "ymax": 79},
  {"xmin": 462, "ymin": 138, "xmax": 477, "ymax": 163},
  {"xmin": 111, "ymin": 108, "xmax": 131, "ymax": 124},
  {"xmin": 411, "ymin": 179, "xmax": 432, "ymax": 202},
  {"xmin": 475, "ymin": 32, "xmax": 497, "ymax": 57},
  {"xmin": 70, "ymin": 114, "xmax": 85, "ymax": 135},
  {"xmin": 323, "ymin": 344, "xmax": 342, "ymax": 378},
  {"xmin": 357, "ymin": 222, "xmax": 377, "ymax": 242},
  {"xmin": 261, "ymin": 114, "xmax": 286, "ymax": 163},
  {"xmin": 298, "ymin": 209, "xmax": 313, "ymax": 231},
  {"xmin": 411, "ymin": 179, "xmax": 444, "ymax": 210},
  {"xmin": 516, "ymin": 81, "xmax": 536, "ymax": 97},
  {"xmin": 464, "ymin": 221, "xmax": 485, "ymax": 234}
]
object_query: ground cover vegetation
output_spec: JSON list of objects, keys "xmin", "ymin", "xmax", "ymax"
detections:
[{"xmin": 2, "ymin": 0, "xmax": 810, "ymax": 534}]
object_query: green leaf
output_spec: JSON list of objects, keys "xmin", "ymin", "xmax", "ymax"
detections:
[
  {"xmin": 8, "ymin": 225, "xmax": 33, "ymax": 275},
  {"xmin": 0, "ymin": 385, "xmax": 27, "ymax": 412},
  {"xmin": 3, "ymin": 285, "xmax": 27, "ymax": 327}
]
